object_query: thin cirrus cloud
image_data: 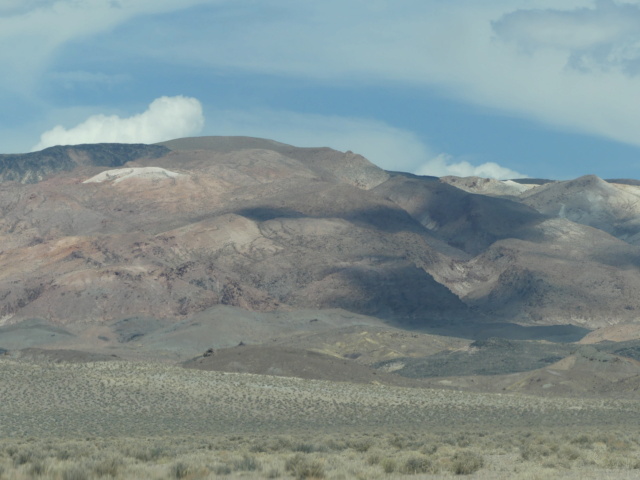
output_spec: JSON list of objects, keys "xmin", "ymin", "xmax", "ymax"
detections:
[
  {"xmin": 492, "ymin": 0, "xmax": 640, "ymax": 54},
  {"xmin": 31, "ymin": 96, "xmax": 204, "ymax": 151},
  {"xmin": 126, "ymin": 1, "xmax": 640, "ymax": 148},
  {"xmin": 47, "ymin": 70, "xmax": 131, "ymax": 89},
  {"xmin": 0, "ymin": 0, "xmax": 215, "ymax": 93}
]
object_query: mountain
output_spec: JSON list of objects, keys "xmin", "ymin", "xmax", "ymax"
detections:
[
  {"xmin": 1, "ymin": 136, "xmax": 640, "ymax": 353},
  {"xmin": 372, "ymin": 173, "xmax": 640, "ymax": 327},
  {"xmin": 0, "ymin": 137, "xmax": 465, "ymax": 332},
  {"xmin": 520, "ymin": 175, "xmax": 640, "ymax": 245}
]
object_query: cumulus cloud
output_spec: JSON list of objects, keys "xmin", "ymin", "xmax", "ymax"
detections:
[
  {"xmin": 415, "ymin": 154, "xmax": 527, "ymax": 180},
  {"xmin": 32, "ymin": 96, "xmax": 204, "ymax": 150}
]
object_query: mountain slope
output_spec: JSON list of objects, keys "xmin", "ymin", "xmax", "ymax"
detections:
[
  {"xmin": 520, "ymin": 175, "xmax": 640, "ymax": 245},
  {"xmin": 2, "ymin": 137, "xmax": 640, "ymax": 336},
  {"xmin": 0, "ymin": 138, "xmax": 466, "ymax": 328}
]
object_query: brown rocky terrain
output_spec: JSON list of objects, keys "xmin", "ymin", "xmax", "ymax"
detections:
[
  {"xmin": 2, "ymin": 136, "xmax": 640, "ymax": 396},
  {"xmin": 0, "ymin": 137, "xmax": 469, "ymax": 330}
]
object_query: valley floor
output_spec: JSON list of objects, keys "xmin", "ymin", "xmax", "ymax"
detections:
[{"xmin": 1, "ymin": 358, "xmax": 639, "ymax": 479}]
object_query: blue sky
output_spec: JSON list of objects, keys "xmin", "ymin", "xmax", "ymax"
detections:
[{"xmin": 3, "ymin": 0, "xmax": 640, "ymax": 179}]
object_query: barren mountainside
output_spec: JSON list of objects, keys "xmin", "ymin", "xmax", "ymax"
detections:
[{"xmin": 1, "ymin": 136, "xmax": 640, "ymax": 343}]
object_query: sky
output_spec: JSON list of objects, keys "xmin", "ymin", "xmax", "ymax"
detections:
[{"xmin": 3, "ymin": 1, "xmax": 640, "ymax": 179}]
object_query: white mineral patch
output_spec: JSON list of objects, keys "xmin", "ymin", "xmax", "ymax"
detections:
[{"xmin": 83, "ymin": 167, "xmax": 184, "ymax": 184}]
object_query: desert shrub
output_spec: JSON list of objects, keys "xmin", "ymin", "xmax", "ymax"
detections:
[
  {"xmin": 129, "ymin": 446, "xmax": 164, "ymax": 462},
  {"xmin": 442, "ymin": 435, "xmax": 458, "ymax": 446},
  {"xmin": 62, "ymin": 466, "xmax": 89, "ymax": 480},
  {"xmin": 571, "ymin": 434, "xmax": 593, "ymax": 447},
  {"xmin": 285, "ymin": 453, "xmax": 325, "ymax": 479},
  {"xmin": 250, "ymin": 441, "xmax": 269, "ymax": 453},
  {"xmin": 420, "ymin": 443, "xmax": 438, "ymax": 455},
  {"xmin": 28, "ymin": 460, "xmax": 46, "ymax": 476},
  {"xmin": 602, "ymin": 455, "xmax": 640, "ymax": 470},
  {"xmin": 347, "ymin": 439, "xmax": 372, "ymax": 453},
  {"xmin": 233, "ymin": 454, "xmax": 261, "ymax": 472},
  {"xmin": 456, "ymin": 434, "xmax": 471, "ymax": 447},
  {"xmin": 12, "ymin": 448, "xmax": 39, "ymax": 466},
  {"xmin": 598, "ymin": 435, "xmax": 633, "ymax": 452},
  {"xmin": 520, "ymin": 442, "xmax": 554, "ymax": 461},
  {"xmin": 92, "ymin": 456, "xmax": 121, "ymax": 477},
  {"xmin": 212, "ymin": 464, "xmax": 232, "ymax": 475},
  {"xmin": 262, "ymin": 436, "xmax": 294, "ymax": 453},
  {"xmin": 293, "ymin": 442, "xmax": 319, "ymax": 453},
  {"xmin": 380, "ymin": 457, "xmax": 396, "ymax": 473},
  {"xmin": 323, "ymin": 438, "xmax": 348, "ymax": 451},
  {"xmin": 170, "ymin": 461, "xmax": 189, "ymax": 479},
  {"xmin": 558, "ymin": 445, "xmax": 581, "ymax": 461},
  {"xmin": 399, "ymin": 454, "xmax": 432, "ymax": 474},
  {"xmin": 5, "ymin": 446, "xmax": 18, "ymax": 457},
  {"xmin": 389, "ymin": 434, "xmax": 410, "ymax": 449},
  {"xmin": 366, "ymin": 452, "xmax": 381, "ymax": 465},
  {"xmin": 450, "ymin": 451, "xmax": 484, "ymax": 475},
  {"xmin": 56, "ymin": 449, "xmax": 72, "ymax": 460}
]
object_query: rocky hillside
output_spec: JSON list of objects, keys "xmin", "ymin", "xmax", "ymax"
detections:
[{"xmin": 1, "ymin": 136, "xmax": 640, "ymax": 336}]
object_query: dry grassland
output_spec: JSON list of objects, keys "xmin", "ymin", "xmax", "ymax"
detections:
[{"xmin": 1, "ymin": 358, "xmax": 640, "ymax": 479}]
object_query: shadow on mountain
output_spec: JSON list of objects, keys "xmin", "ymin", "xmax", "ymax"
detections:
[
  {"xmin": 234, "ymin": 206, "xmax": 306, "ymax": 222},
  {"xmin": 183, "ymin": 344, "xmax": 419, "ymax": 386},
  {"xmin": 416, "ymin": 321, "xmax": 590, "ymax": 343},
  {"xmin": 589, "ymin": 249, "xmax": 640, "ymax": 268},
  {"xmin": 291, "ymin": 263, "xmax": 469, "ymax": 325},
  {"xmin": 0, "ymin": 318, "xmax": 74, "ymax": 350},
  {"xmin": 374, "ymin": 176, "xmax": 548, "ymax": 254},
  {"xmin": 235, "ymin": 203, "xmax": 430, "ymax": 234},
  {"xmin": 374, "ymin": 337, "xmax": 577, "ymax": 378}
]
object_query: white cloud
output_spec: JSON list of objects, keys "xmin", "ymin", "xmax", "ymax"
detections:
[
  {"xmin": 202, "ymin": 107, "xmax": 525, "ymax": 178},
  {"xmin": 493, "ymin": 1, "xmax": 640, "ymax": 52},
  {"xmin": 0, "ymin": 0, "xmax": 216, "ymax": 93},
  {"xmin": 0, "ymin": 0, "xmax": 52, "ymax": 15},
  {"xmin": 32, "ymin": 95, "xmax": 204, "ymax": 150},
  {"xmin": 121, "ymin": 0, "xmax": 640, "ymax": 149},
  {"xmin": 415, "ymin": 154, "xmax": 527, "ymax": 180},
  {"xmin": 48, "ymin": 70, "xmax": 131, "ymax": 89},
  {"xmin": 492, "ymin": 0, "xmax": 640, "ymax": 73}
]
